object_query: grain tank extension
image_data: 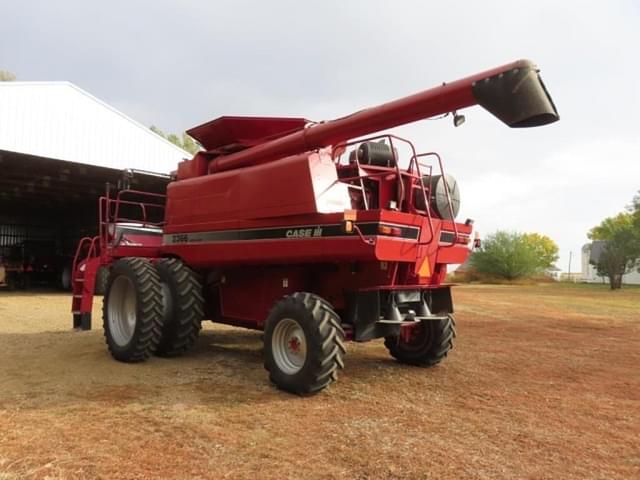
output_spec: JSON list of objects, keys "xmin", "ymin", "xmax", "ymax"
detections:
[{"xmin": 72, "ymin": 59, "xmax": 558, "ymax": 394}]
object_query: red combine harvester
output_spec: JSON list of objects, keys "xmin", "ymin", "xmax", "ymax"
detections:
[{"xmin": 72, "ymin": 60, "xmax": 558, "ymax": 394}]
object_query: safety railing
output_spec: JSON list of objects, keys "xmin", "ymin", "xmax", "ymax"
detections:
[
  {"xmin": 72, "ymin": 235, "xmax": 100, "ymax": 277},
  {"xmin": 99, "ymin": 189, "xmax": 166, "ymax": 252},
  {"xmin": 332, "ymin": 134, "xmax": 435, "ymax": 243},
  {"xmin": 332, "ymin": 134, "xmax": 461, "ymax": 246},
  {"xmin": 333, "ymin": 134, "xmax": 412, "ymax": 210},
  {"xmin": 410, "ymin": 152, "xmax": 458, "ymax": 247}
]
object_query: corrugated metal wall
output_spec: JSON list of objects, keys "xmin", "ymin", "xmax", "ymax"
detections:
[
  {"xmin": 0, "ymin": 82, "xmax": 190, "ymax": 174},
  {"xmin": 0, "ymin": 223, "xmax": 27, "ymax": 249},
  {"xmin": 0, "ymin": 213, "xmax": 81, "ymax": 258}
]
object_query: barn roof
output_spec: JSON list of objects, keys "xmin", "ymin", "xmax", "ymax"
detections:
[{"xmin": 0, "ymin": 81, "xmax": 189, "ymax": 173}]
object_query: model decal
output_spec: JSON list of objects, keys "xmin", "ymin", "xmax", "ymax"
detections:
[{"xmin": 163, "ymin": 222, "xmax": 419, "ymax": 245}]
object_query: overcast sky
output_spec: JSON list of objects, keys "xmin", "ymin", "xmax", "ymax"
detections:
[{"xmin": 2, "ymin": 0, "xmax": 639, "ymax": 271}]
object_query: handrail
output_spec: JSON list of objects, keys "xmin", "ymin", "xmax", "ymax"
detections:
[
  {"xmin": 411, "ymin": 152, "xmax": 459, "ymax": 247},
  {"xmin": 100, "ymin": 188, "xmax": 167, "ymax": 252},
  {"xmin": 72, "ymin": 237, "xmax": 91, "ymax": 276},
  {"xmin": 332, "ymin": 134, "xmax": 437, "ymax": 243},
  {"xmin": 72, "ymin": 236, "xmax": 99, "ymax": 276},
  {"xmin": 333, "ymin": 133, "xmax": 422, "ymax": 211},
  {"xmin": 116, "ymin": 189, "xmax": 166, "ymax": 199},
  {"xmin": 112, "ymin": 198, "xmax": 165, "ymax": 227},
  {"xmin": 408, "ymin": 159, "xmax": 435, "ymax": 244}
]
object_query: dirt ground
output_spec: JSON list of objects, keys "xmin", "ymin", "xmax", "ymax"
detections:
[{"xmin": 0, "ymin": 283, "xmax": 638, "ymax": 479}]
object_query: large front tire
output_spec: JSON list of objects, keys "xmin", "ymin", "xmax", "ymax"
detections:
[
  {"xmin": 384, "ymin": 315, "xmax": 456, "ymax": 366},
  {"xmin": 103, "ymin": 258, "xmax": 164, "ymax": 362},
  {"xmin": 264, "ymin": 292, "xmax": 346, "ymax": 395},
  {"xmin": 155, "ymin": 258, "xmax": 204, "ymax": 357}
]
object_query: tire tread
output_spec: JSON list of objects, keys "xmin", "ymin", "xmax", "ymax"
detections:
[
  {"xmin": 265, "ymin": 292, "xmax": 345, "ymax": 395},
  {"xmin": 384, "ymin": 314, "xmax": 456, "ymax": 367},
  {"xmin": 155, "ymin": 258, "xmax": 204, "ymax": 357},
  {"xmin": 103, "ymin": 257, "xmax": 164, "ymax": 363}
]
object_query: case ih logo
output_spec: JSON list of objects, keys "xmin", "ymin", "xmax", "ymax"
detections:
[{"xmin": 285, "ymin": 227, "xmax": 323, "ymax": 238}]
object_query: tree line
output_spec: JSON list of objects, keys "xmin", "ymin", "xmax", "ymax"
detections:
[
  {"xmin": 0, "ymin": 70, "xmax": 17, "ymax": 81},
  {"xmin": 149, "ymin": 126, "xmax": 200, "ymax": 155}
]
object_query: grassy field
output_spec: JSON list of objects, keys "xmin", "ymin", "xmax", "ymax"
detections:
[{"xmin": 0, "ymin": 283, "xmax": 638, "ymax": 479}]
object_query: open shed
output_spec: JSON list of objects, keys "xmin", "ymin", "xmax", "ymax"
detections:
[{"xmin": 0, "ymin": 81, "xmax": 189, "ymax": 289}]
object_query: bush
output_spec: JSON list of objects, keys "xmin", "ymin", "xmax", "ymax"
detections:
[{"xmin": 470, "ymin": 231, "xmax": 558, "ymax": 280}]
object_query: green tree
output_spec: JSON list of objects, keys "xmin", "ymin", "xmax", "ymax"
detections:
[
  {"xmin": 0, "ymin": 70, "xmax": 17, "ymax": 81},
  {"xmin": 470, "ymin": 230, "xmax": 559, "ymax": 280},
  {"xmin": 150, "ymin": 125, "xmax": 165, "ymax": 137},
  {"xmin": 632, "ymin": 191, "xmax": 640, "ymax": 231},
  {"xmin": 522, "ymin": 232, "xmax": 559, "ymax": 269},
  {"xmin": 149, "ymin": 125, "xmax": 200, "ymax": 155},
  {"xmin": 166, "ymin": 133, "xmax": 181, "ymax": 147},
  {"xmin": 181, "ymin": 133, "xmax": 198, "ymax": 154},
  {"xmin": 588, "ymin": 211, "xmax": 640, "ymax": 290}
]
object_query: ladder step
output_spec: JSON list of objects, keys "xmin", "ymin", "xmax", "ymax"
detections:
[
  {"xmin": 377, "ymin": 316, "xmax": 449, "ymax": 325},
  {"xmin": 377, "ymin": 319, "xmax": 420, "ymax": 325}
]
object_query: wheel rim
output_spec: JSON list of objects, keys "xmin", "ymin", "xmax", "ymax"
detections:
[
  {"xmin": 107, "ymin": 275, "xmax": 137, "ymax": 347},
  {"xmin": 272, "ymin": 318, "xmax": 307, "ymax": 375},
  {"xmin": 402, "ymin": 321, "xmax": 434, "ymax": 352}
]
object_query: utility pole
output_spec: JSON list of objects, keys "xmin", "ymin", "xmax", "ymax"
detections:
[{"xmin": 567, "ymin": 251, "xmax": 572, "ymax": 282}]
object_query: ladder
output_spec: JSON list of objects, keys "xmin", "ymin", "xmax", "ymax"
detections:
[{"xmin": 71, "ymin": 236, "xmax": 101, "ymax": 330}]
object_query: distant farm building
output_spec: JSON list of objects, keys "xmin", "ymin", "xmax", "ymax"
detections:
[
  {"xmin": 581, "ymin": 241, "xmax": 640, "ymax": 285},
  {"xmin": 545, "ymin": 266, "xmax": 562, "ymax": 281}
]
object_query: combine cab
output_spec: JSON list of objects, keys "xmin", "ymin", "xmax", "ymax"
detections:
[{"xmin": 72, "ymin": 59, "xmax": 558, "ymax": 394}]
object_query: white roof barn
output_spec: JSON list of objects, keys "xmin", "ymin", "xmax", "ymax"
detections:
[
  {"xmin": 0, "ymin": 81, "xmax": 188, "ymax": 173},
  {"xmin": 0, "ymin": 80, "xmax": 189, "ymax": 291},
  {"xmin": 581, "ymin": 242, "xmax": 640, "ymax": 285}
]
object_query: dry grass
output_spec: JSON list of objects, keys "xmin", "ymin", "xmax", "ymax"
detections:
[{"xmin": 0, "ymin": 284, "xmax": 638, "ymax": 479}]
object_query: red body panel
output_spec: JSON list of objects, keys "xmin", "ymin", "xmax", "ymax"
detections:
[{"xmin": 167, "ymin": 151, "xmax": 350, "ymax": 233}]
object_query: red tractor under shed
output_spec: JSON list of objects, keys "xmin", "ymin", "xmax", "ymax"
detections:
[{"xmin": 72, "ymin": 59, "xmax": 558, "ymax": 394}]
